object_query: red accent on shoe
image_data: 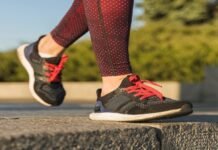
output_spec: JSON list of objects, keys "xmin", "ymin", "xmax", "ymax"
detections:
[
  {"xmin": 124, "ymin": 74, "xmax": 163, "ymax": 101},
  {"xmin": 45, "ymin": 54, "xmax": 68, "ymax": 82}
]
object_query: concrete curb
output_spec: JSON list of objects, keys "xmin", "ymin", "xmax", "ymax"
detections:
[
  {"xmin": 0, "ymin": 82, "xmax": 102, "ymax": 103},
  {"xmin": 0, "ymin": 82, "xmax": 181, "ymax": 103},
  {"xmin": 0, "ymin": 117, "xmax": 217, "ymax": 149}
]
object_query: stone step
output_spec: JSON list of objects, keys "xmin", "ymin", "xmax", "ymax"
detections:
[{"xmin": 0, "ymin": 116, "xmax": 217, "ymax": 150}]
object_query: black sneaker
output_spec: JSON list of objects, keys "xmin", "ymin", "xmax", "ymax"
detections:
[
  {"xmin": 89, "ymin": 75, "xmax": 193, "ymax": 122},
  {"xmin": 17, "ymin": 39, "xmax": 68, "ymax": 106}
]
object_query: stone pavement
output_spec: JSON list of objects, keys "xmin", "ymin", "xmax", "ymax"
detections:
[{"xmin": 0, "ymin": 103, "xmax": 217, "ymax": 150}]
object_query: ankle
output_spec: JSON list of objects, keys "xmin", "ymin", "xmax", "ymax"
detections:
[
  {"xmin": 38, "ymin": 34, "xmax": 64, "ymax": 57},
  {"xmin": 101, "ymin": 74, "xmax": 132, "ymax": 96}
]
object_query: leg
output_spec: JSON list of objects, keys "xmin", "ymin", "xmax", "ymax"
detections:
[
  {"xmin": 82, "ymin": 0, "xmax": 193, "ymax": 122},
  {"xmin": 83, "ymin": 0, "xmax": 134, "ymax": 95},
  {"xmin": 39, "ymin": 0, "xmax": 88, "ymax": 56}
]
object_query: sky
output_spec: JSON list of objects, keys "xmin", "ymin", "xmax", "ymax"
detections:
[{"xmin": 0, "ymin": 0, "xmax": 142, "ymax": 51}]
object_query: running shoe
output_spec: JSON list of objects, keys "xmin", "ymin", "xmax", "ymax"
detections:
[
  {"xmin": 89, "ymin": 74, "xmax": 193, "ymax": 122},
  {"xmin": 17, "ymin": 39, "xmax": 68, "ymax": 106}
]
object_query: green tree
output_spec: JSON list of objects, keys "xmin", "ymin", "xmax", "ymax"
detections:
[
  {"xmin": 0, "ymin": 51, "xmax": 27, "ymax": 81},
  {"xmin": 138, "ymin": 0, "xmax": 218, "ymax": 24},
  {"xmin": 63, "ymin": 41, "xmax": 101, "ymax": 81}
]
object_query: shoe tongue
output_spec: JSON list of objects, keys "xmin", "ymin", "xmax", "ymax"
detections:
[
  {"xmin": 119, "ymin": 75, "xmax": 135, "ymax": 88},
  {"xmin": 119, "ymin": 75, "xmax": 162, "ymax": 101},
  {"xmin": 45, "ymin": 56, "xmax": 61, "ymax": 65}
]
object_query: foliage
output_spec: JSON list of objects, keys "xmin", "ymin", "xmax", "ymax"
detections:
[
  {"xmin": 0, "ymin": 50, "xmax": 27, "ymax": 81},
  {"xmin": 129, "ymin": 21, "xmax": 218, "ymax": 82},
  {"xmin": 138, "ymin": 0, "xmax": 218, "ymax": 24},
  {"xmin": 63, "ymin": 41, "xmax": 101, "ymax": 81}
]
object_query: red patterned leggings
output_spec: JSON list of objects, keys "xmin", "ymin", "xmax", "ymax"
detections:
[{"xmin": 51, "ymin": 0, "xmax": 134, "ymax": 76}]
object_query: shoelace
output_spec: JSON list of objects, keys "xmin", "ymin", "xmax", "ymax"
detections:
[
  {"xmin": 45, "ymin": 54, "xmax": 68, "ymax": 82},
  {"xmin": 124, "ymin": 75, "xmax": 163, "ymax": 101}
]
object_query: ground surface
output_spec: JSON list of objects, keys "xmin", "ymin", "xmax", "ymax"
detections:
[{"xmin": 0, "ymin": 102, "xmax": 217, "ymax": 121}]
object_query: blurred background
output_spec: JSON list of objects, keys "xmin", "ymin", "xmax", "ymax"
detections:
[{"xmin": 0, "ymin": 0, "xmax": 218, "ymax": 103}]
